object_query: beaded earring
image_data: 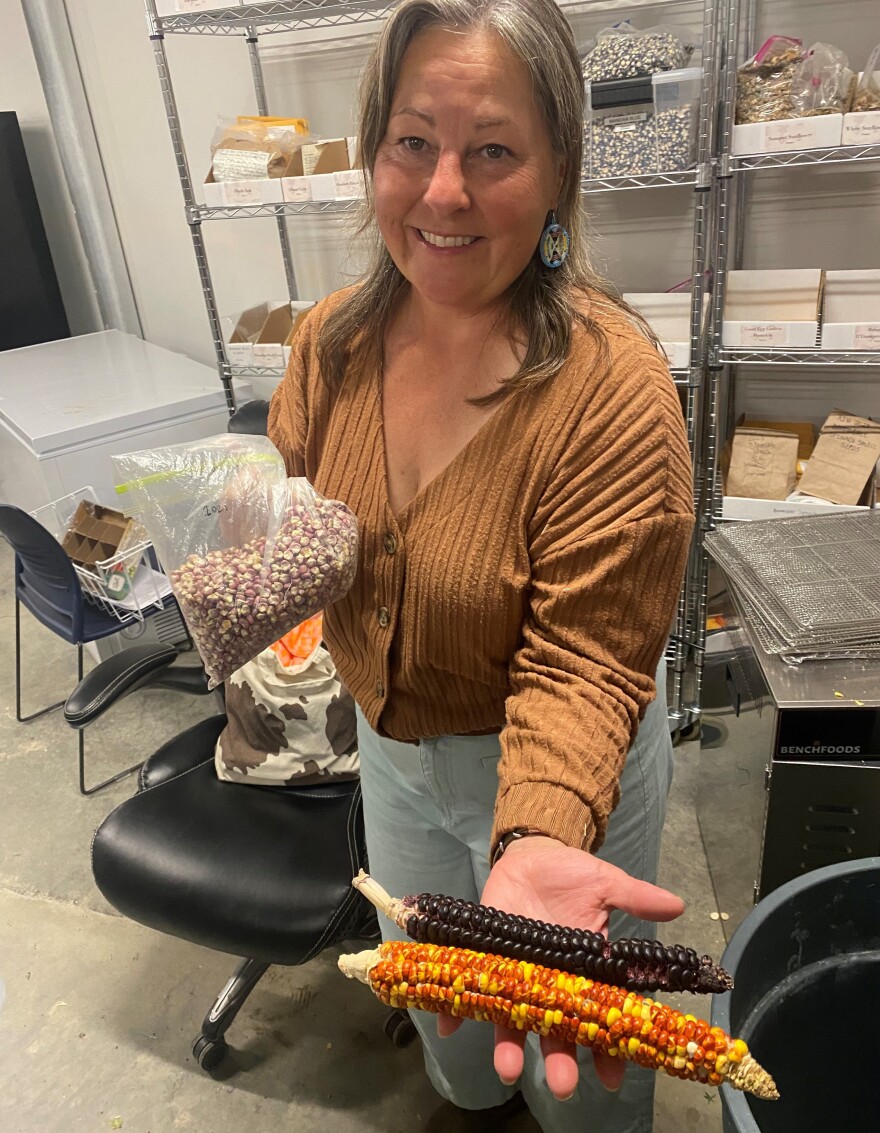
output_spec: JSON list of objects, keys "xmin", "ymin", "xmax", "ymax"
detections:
[{"xmin": 539, "ymin": 210, "xmax": 570, "ymax": 269}]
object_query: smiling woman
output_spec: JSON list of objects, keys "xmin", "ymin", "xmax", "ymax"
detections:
[{"xmin": 267, "ymin": 3, "xmax": 695, "ymax": 1131}]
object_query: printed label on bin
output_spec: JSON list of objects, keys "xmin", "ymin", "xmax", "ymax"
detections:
[
  {"xmin": 762, "ymin": 121, "xmax": 823, "ymax": 152},
  {"xmin": 175, "ymin": 0, "xmax": 227, "ymax": 11},
  {"xmin": 739, "ymin": 323, "xmax": 789, "ymax": 347},
  {"xmin": 853, "ymin": 324, "xmax": 880, "ymax": 350},
  {"xmin": 219, "ymin": 180, "xmax": 267, "ymax": 206},
  {"xmin": 842, "ymin": 117, "xmax": 880, "ymax": 145}
]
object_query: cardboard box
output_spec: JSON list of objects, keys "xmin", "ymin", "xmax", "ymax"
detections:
[
  {"xmin": 797, "ymin": 409, "xmax": 880, "ymax": 506},
  {"xmin": 281, "ymin": 140, "xmax": 362, "ymax": 202},
  {"xmin": 225, "ymin": 302, "xmax": 290, "ymax": 367},
  {"xmin": 820, "ymin": 269, "xmax": 880, "ymax": 350},
  {"xmin": 60, "ymin": 501, "xmax": 146, "ymax": 596},
  {"xmin": 155, "ymin": 1, "xmax": 242, "ymax": 16},
  {"xmin": 722, "ymin": 269, "xmax": 824, "ymax": 348},
  {"xmin": 282, "ymin": 302, "xmax": 318, "ymax": 366},
  {"xmin": 252, "ymin": 304, "xmax": 295, "ymax": 369},
  {"xmin": 731, "ymin": 114, "xmax": 843, "ymax": 156},
  {"xmin": 720, "ymin": 496, "xmax": 869, "ymax": 521},
  {"xmin": 622, "ymin": 292, "xmax": 710, "ymax": 370}
]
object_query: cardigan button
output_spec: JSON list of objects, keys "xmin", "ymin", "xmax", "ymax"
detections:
[
  {"xmin": 383, "ymin": 532, "xmax": 397, "ymax": 554},
  {"xmin": 377, "ymin": 606, "xmax": 390, "ymax": 628}
]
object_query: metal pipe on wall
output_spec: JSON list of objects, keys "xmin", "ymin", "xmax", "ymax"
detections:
[{"xmin": 20, "ymin": 0, "xmax": 142, "ymax": 337}]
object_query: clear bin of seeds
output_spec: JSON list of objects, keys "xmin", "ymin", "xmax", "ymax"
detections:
[{"xmin": 584, "ymin": 68, "xmax": 702, "ymax": 180}]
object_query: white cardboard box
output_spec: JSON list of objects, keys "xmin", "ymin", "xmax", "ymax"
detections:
[
  {"xmin": 820, "ymin": 269, "xmax": 880, "ymax": 349},
  {"xmin": 155, "ymin": 1, "xmax": 242, "ymax": 17},
  {"xmin": 334, "ymin": 169, "xmax": 367, "ymax": 199},
  {"xmin": 722, "ymin": 269, "xmax": 823, "ymax": 347},
  {"xmin": 842, "ymin": 110, "xmax": 880, "ymax": 146},
  {"xmin": 281, "ymin": 176, "xmax": 313, "ymax": 203},
  {"xmin": 622, "ymin": 292, "xmax": 710, "ymax": 370},
  {"xmin": 308, "ymin": 173, "xmax": 339, "ymax": 201},
  {"xmin": 203, "ymin": 171, "xmax": 284, "ymax": 208},
  {"xmin": 721, "ymin": 496, "xmax": 869, "ymax": 521},
  {"xmin": 732, "ymin": 114, "xmax": 843, "ymax": 156}
]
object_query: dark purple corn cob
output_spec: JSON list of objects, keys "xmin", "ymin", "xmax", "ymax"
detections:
[{"xmin": 401, "ymin": 893, "xmax": 733, "ymax": 995}]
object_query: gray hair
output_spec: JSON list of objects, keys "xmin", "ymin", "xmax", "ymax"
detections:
[{"xmin": 318, "ymin": 0, "xmax": 634, "ymax": 402}]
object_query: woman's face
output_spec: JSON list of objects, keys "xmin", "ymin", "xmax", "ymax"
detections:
[{"xmin": 373, "ymin": 27, "xmax": 564, "ymax": 315}]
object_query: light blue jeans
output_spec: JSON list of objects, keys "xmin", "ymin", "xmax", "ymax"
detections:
[{"xmin": 356, "ymin": 662, "xmax": 674, "ymax": 1133}]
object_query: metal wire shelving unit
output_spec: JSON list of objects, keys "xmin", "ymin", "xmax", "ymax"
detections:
[
  {"xmin": 695, "ymin": 0, "xmax": 880, "ymax": 731},
  {"xmin": 145, "ymin": 0, "xmax": 723, "ymax": 735}
]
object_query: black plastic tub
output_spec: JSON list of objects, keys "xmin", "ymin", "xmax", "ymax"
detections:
[{"xmin": 711, "ymin": 857, "xmax": 880, "ymax": 1132}]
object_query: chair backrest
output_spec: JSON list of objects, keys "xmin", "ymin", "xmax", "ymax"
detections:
[
  {"xmin": 0, "ymin": 504, "xmax": 85, "ymax": 643},
  {"xmin": 227, "ymin": 399, "xmax": 269, "ymax": 437}
]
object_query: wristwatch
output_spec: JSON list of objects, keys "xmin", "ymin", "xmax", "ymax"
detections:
[{"xmin": 491, "ymin": 827, "xmax": 545, "ymax": 867}]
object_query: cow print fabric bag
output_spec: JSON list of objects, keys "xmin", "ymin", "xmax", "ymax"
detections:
[{"xmin": 215, "ymin": 626, "xmax": 359, "ymax": 786}]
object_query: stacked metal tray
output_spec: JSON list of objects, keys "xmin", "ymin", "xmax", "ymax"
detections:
[{"xmin": 704, "ymin": 511, "xmax": 880, "ymax": 664}]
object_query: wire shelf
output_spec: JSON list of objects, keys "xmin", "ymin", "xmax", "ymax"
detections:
[
  {"xmin": 581, "ymin": 169, "xmax": 700, "ymax": 193},
  {"xmin": 230, "ymin": 364, "xmax": 287, "ymax": 377},
  {"xmin": 195, "ymin": 197, "xmax": 360, "ymax": 220},
  {"xmin": 154, "ymin": 1, "xmax": 393, "ymax": 36},
  {"xmin": 717, "ymin": 347, "xmax": 880, "ymax": 367},
  {"xmin": 732, "ymin": 143, "xmax": 880, "ymax": 173}
]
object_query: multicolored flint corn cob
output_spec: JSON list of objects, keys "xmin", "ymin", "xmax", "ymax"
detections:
[
  {"xmin": 338, "ymin": 941, "xmax": 778, "ymax": 1100},
  {"xmin": 352, "ymin": 872, "xmax": 733, "ymax": 996}
]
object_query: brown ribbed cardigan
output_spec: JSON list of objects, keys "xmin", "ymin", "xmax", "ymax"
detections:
[{"xmin": 268, "ymin": 287, "xmax": 694, "ymax": 855}]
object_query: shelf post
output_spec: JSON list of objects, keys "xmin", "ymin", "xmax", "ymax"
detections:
[
  {"xmin": 149, "ymin": 22, "xmax": 237, "ymax": 414},
  {"xmin": 245, "ymin": 28, "xmax": 300, "ymax": 301}
]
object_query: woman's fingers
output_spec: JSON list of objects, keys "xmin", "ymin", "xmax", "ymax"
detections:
[
  {"xmin": 539, "ymin": 1036, "xmax": 580, "ymax": 1099},
  {"xmin": 596, "ymin": 856, "xmax": 685, "ymax": 923},
  {"xmin": 592, "ymin": 1048, "xmax": 626, "ymax": 1092},
  {"xmin": 493, "ymin": 1025, "xmax": 526, "ymax": 1085}
]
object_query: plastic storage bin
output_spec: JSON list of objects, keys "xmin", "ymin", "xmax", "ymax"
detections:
[
  {"xmin": 584, "ymin": 67, "xmax": 702, "ymax": 179},
  {"xmin": 712, "ymin": 858, "xmax": 879, "ymax": 1132}
]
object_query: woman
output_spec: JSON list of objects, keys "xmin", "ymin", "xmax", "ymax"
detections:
[{"xmin": 269, "ymin": 1, "xmax": 694, "ymax": 1129}]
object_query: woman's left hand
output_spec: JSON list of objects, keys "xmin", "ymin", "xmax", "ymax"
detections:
[{"xmin": 436, "ymin": 834, "xmax": 685, "ymax": 1100}]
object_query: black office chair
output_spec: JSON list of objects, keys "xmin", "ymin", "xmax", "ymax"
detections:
[
  {"xmin": 0, "ymin": 503, "xmax": 187, "ymax": 794},
  {"xmin": 66, "ymin": 642, "xmax": 399, "ymax": 1071},
  {"xmin": 68, "ymin": 400, "xmax": 414, "ymax": 1070}
]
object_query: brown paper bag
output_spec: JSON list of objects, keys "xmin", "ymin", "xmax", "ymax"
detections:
[
  {"xmin": 726, "ymin": 428, "xmax": 799, "ymax": 501},
  {"xmin": 797, "ymin": 409, "xmax": 880, "ymax": 505}
]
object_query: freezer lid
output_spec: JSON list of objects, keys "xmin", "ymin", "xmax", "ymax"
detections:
[{"xmin": 0, "ymin": 330, "xmax": 245, "ymax": 455}]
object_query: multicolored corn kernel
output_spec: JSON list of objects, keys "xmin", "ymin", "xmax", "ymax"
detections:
[
  {"xmin": 401, "ymin": 892, "xmax": 733, "ymax": 995},
  {"xmin": 338, "ymin": 943, "xmax": 776, "ymax": 1099}
]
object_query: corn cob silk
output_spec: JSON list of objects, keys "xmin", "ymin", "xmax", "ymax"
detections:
[
  {"xmin": 339, "ymin": 940, "xmax": 778, "ymax": 1100},
  {"xmin": 352, "ymin": 871, "xmax": 734, "ymax": 996}
]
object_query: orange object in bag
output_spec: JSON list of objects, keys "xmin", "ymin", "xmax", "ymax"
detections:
[{"xmin": 269, "ymin": 612, "xmax": 324, "ymax": 669}]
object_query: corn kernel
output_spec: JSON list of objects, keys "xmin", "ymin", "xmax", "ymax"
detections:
[{"xmin": 606, "ymin": 1007, "xmax": 622, "ymax": 1026}]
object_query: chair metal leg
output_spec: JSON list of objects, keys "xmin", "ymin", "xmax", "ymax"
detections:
[
  {"xmin": 14, "ymin": 596, "xmax": 64, "ymax": 723},
  {"xmin": 193, "ymin": 958, "xmax": 270, "ymax": 1072},
  {"xmin": 76, "ymin": 644, "xmax": 143, "ymax": 796}
]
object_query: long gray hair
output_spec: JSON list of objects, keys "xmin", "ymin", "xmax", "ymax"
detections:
[{"xmin": 317, "ymin": 0, "xmax": 635, "ymax": 403}]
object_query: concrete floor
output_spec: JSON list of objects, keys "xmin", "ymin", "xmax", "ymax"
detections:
[{"xmin": 0, "ymin": 539, "xmax": 756, "ymax": 1133}]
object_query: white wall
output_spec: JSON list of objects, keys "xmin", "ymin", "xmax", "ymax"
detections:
[
  {"xmin": 6, "ymin": 0, "xmax": 879, "ymax": 426},
  {"xmin": 0, "ymin": 0, "xmax": 100, "ymax": 335}
]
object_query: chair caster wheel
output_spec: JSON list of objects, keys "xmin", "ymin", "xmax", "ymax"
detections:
[
  {"xmin": 193, "ymin": 1034, "xmax": 228, "ymax": 1072},
  {"xmin": 384, "ymin": 1008, "xmax": 417, "ymax": 1048}
]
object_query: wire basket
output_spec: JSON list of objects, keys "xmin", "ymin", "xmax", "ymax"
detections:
[{"xmin": 30, "ymin": 487, "xmax": 172, "ymax": 625}]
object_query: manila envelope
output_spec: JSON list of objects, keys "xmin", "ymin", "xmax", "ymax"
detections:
[
  {"xmin": 726, "ymin": 428, "xmax": 799, "ymax": 501},
  {"xmin": 797, "ymin": 409, "xmax": 880, "ymax": 506}
]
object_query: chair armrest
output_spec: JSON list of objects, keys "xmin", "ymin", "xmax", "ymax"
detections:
[{"xmin": 64, "ymin": 644, "xmax": 179, "ymax": 728}]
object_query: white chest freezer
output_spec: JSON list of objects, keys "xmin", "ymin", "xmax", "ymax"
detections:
[{"xmin": 0, "ymin": 331, "xmax": 252, "ymax": 513}]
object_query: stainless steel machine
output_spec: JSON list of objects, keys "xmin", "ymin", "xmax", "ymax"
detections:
[{"xmin": 698, "ymin": 586, "xmax": 880, "ymax": 930}]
